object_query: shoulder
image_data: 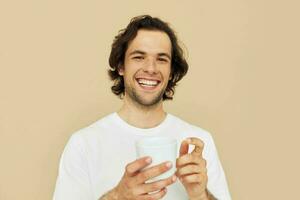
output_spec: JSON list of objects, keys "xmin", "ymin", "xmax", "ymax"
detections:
[
  {"xmin": 168, "ymin": 113, "xmax": 214, "ymax": 141},
  {"xmin": 67, "ymin": 113, "xmax": 116, "ymax": 146}
]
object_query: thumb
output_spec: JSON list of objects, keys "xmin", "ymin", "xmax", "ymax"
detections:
[{"xmin": 179, "ymin": 140, "xmax": 189, "ymax": 157}]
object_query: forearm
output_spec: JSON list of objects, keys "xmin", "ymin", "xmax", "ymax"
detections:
[
  {"xmin": 190, "ymin": 190, "xmax": 217, "ymax": 200},
  {"xmin": 99, "ymin": 188, "xmax": 118, "ymax": 200},
  {"xmin": 207, "ymin": 190, "xmax": 217, "ymax": 200}
]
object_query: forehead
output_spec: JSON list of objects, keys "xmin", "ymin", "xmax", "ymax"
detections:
[{"xmin": 126, "ymin": 29, "xmax": 172, "ymax": 56}]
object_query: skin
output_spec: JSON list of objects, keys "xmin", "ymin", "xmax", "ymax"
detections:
[
  {"xmin": 176, "ymin": 137, "xmax": 211, "ymax": 200},
  {"xmin": 118, "ymin": 29, "xmax": 172, "ymax": 129},
  {"xmin": 100, "ymin": 30, "xmax": 211, "ymax": 200}
]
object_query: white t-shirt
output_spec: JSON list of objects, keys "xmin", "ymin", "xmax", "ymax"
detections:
[{"xmin": 53, "ymin": 113, "xmax": 231, "ymax": 200}]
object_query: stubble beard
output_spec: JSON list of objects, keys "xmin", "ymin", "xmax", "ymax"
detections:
[{"xmin": 125, "ymin": 84, "xmax": 166, "ymax": 109}]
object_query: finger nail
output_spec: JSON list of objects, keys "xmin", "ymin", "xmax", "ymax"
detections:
[
  {"xmin": 172, "ymin": 175, "xmax": 177, "ymax": 182},
  {"xmin": 165, "ymin": 162, "xmax": 172, "ymax": 168},
  {"xmin": 146, "ymin": 157, "xmax": 152, "ymax": 163}
]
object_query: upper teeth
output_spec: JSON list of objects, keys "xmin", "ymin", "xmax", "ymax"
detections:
[{"xmin": 137, "ymin": 79, "xmax": 159, "ymax": 86}]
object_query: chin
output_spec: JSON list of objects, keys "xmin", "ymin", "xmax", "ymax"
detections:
[{"xmin": 134, "ymin": 95, "xmax": 163, "ymax": 107}]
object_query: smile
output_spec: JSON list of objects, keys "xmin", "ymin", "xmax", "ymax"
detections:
[{"xmin": 136, "ymin": 78, "xmax": 161, "ymax": 88}]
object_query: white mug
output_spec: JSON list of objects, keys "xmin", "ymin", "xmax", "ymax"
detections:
[{"xmin": 135, "ymin": 137, "xmax": 177, "ymax": 182}]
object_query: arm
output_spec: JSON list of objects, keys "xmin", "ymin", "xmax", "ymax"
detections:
[
  {"xmin": 176, "ymin": 138, "xmax": 209, "ymax": 200},
  {"xmin": 207, "ymin": 190, "xmax": 217, "ymax": 200},
  {"xmin": 53, "ymin": 135, "xmax": 93, "ymax": 200},
  {"xmin": 98, "ymin": 157, "xmax": 176, "ymax": 200},
  {"xmin": 54, "ymin": 135, "xmax": 176, "ymax": 200},
  {"xmin": 189, "ymin": 189, "xmax": 217, "ymax": 200},
  {"xmin": 177, "ymin": 137, "xmax": 227, "ymax": 200},
  {"xmin": 98, "ymin": 188, "xmax": 118, "ymax": 200},
  {"xmin": 201, "ymin": 189, "xmax": 218, "ymax": 200},
  {"xmin": 177, "ymin": 134, "xmax": 231, "ymax": 200}
]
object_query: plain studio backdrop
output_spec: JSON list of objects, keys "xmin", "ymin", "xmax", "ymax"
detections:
[{"xmin": 0, "ymin": 0, "xmax": 299, "ymax": 199}]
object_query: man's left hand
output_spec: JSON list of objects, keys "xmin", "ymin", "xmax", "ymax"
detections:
[{"xmin": 176, "ymin": 137, "xmax": 209, "ymax": 200}]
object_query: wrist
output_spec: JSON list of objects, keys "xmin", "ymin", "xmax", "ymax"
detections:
[
  {"xmin": 99, "ymin": 187, "xmax": 119, "ymax": 200},
  {"xmin": 190, "ymin": 189, "xmax": 209, "ymax": 200},
  {"xmin": 110, "ymin": 187, "xmax": 120, "ymax": 200}
]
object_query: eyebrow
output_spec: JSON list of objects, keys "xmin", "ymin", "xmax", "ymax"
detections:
[
  {"xmin": 158, "ymin": 53, "xmax": 171, "ymax": 60},
  {"xmin": 129, "ymin": 50, "xmax": 171, "ymax": 60}
]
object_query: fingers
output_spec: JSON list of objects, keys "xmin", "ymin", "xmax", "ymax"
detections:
[
  {"xmin": 125, "ymin": 156, "xmax": 152, "ymax": 177},
  {"xmin": 176, "ymin": 164, "xmax": 207, "ymax": 177},
  {"xmin": 135, "ymin": 161, "xmax": 173, "ymax": 184},
  {"xmin": 180, "ymin": 173, "xmax": 208, "ymax": 184},
  {"xmin": 176, "ymin": 153, "xmax": 205, "ymax": 168},
  {"xmin": 140, "ymin": 187, "xmax": 168, "ymax": 200},
  {"xmin": 185, "ymin": 137, "xmax": 204, "ymax": 155},
  {"xmin": 179, "ymin": 140, "xmax": 189, "ymax": 157},
  {"xmin": 135, "ymin": 175, "xmax": 177, "ymax": 195},
  {"xmin": 120, "ymin": 158, "xmax": 176, "ymax": 199}
]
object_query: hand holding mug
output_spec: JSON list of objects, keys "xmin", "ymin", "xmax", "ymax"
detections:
[
  {"xmin": 113, "ymin": 156, "xmax": 177, "ymax": 200},
  {"xmin": 176, "ymin": 137, "xmax": 209, "ymax": 200}
]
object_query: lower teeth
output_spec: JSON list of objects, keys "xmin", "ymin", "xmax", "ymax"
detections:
[{"xmin": 141, "ymin": 84, "xmax": 156, "ymax": 87}]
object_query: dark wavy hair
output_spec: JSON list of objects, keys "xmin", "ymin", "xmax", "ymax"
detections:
[{"xmin": 108, "ymin": 15, "xmax": 189, "ymax": 100}]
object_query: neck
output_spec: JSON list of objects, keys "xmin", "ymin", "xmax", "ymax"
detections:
[{"xmin": 117, "ymin": 95, "xmax": 167, "ymax": 129}]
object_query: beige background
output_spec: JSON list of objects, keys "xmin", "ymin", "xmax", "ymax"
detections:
[{"xmin": 1, "ymin": 0, "xmax": 299, "ymax": 199}]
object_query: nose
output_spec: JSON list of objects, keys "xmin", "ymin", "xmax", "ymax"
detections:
[{"xmin": 143, "ymin": 57, "xmax": 158, "ymax": 74}]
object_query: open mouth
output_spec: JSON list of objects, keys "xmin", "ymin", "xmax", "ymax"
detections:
[{"xmin": 136, "ymin": 78, "xmax": 161, "ymax": 89}]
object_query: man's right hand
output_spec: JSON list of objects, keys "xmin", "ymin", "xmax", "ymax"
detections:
[{"xmin": 113, "ymin": 156, "xmax": 177, "ymax": 200}]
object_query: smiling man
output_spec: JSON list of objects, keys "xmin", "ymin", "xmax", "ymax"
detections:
[
  {"xmin": 53, "ymin": 15, "xmax": 231, "ymax": 200},
  {"xmin": 119, "ymin": 30, "xmax": 171, "ymax": 109}
]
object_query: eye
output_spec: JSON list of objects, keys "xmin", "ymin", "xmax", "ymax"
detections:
[
  {"xmin": 157, "ymin": 57, "xmax": 168, "ymax": 63},
  {"xmin": 133, "ymin": 56, "xmax": 144, "ymax": 60}
]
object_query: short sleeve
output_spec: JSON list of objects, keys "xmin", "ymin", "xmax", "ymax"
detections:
[
  {"xmin": 53, "ymin": 134, "xmax": 94, "ymax": 200},
  {"xmin": 205, "ymin": 134, "xmax": 231, "ymax": 200}
]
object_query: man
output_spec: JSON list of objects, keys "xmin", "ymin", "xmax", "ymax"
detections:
[{"xmin": 53, "ymin": 15, "xmax": 231, "ymax": 200}]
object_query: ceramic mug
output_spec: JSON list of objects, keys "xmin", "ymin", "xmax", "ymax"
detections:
[{"xmin": 135, "ymin": 136, "xmax": 177, "ymax": 182}]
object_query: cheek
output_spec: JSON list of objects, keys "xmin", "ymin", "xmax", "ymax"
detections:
[{"xmin": 125, "ymin": 62, "xmax": 142, "ymax": 74}]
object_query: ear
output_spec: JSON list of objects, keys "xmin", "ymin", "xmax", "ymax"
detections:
[{"xmin": 118, "ymin": 64, "xmax": 124, "ymax": 76}]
